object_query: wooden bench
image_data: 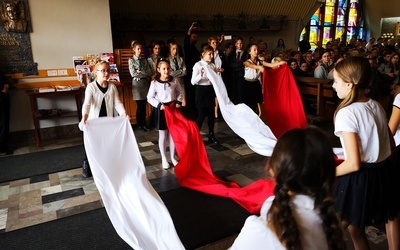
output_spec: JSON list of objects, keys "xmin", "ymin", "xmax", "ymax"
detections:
[{"xmin": 295, "ymin": 76, "xmax": 337, "ymax": 121}]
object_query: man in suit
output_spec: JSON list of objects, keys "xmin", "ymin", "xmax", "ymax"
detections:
[{"xmin": 228, "ymin": 37, "xmax": 248, "ymax": 104}]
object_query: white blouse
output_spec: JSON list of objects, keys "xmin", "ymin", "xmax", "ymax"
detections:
[
  {"xmin": 334, "ymin": 99, "xmax": 392, "ymax": 162},
  {"xmin": 230, "ymin": 195, "xmax": 329, "ymax": 250},
  {"xmin": 393, "ymin": 93, "xmax": 400, "ymax": 146},
  {"xmin": 147, "ymin": 77, "xmax": 184, "ymax": 108}
]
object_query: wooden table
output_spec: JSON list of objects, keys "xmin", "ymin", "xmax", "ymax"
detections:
[{"xmin": 26, "ymin": 89, "xmax": 82, "ymax": 147}]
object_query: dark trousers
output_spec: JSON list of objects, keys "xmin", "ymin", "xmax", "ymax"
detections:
[
  {"xmin": 196, "ymin": 107, "xmax": 215, "ymax": 133},
  {"xmin": 135, "ymin": 99, "xmax": 147, "ymax": 127}
]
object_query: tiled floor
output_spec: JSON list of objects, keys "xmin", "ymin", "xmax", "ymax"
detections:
[{"xmin": 0, "ymin": 118, "xmax": 389, "ymax": 249}]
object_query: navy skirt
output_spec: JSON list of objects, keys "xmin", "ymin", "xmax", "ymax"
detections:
[
  {"xmin": 334, "ymin": 160, "xmax": 390, "ymax": 227},
  {"xmin": 387, "ymin": 145, "xmax": 400, "ymax": 220},
  {"xmin": 240, "ymin": 79, "xmax": 262, "ymax": 105},
  {"xmin": 153, "ymin": 102, "xmax": 174, "ymax": 130}
]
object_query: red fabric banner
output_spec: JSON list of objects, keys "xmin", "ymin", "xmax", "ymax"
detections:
[
  {"xmin": 262, "ymin": 64, "xmax": 308, "ymax": 138},
  {"xmin": 164, "ymin": 106, "xmax": 275, "ymax": 214}
]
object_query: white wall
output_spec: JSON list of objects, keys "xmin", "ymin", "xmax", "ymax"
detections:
[{"xmin": 10, "ymin": 0, "xmax": 112, "ymax": 132}]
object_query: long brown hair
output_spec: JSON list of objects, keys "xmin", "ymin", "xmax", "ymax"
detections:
[
  {"xmin": 267, "ymin": 127, "xmax": 345, "ymax": 250},
  {"xmin": 333, "ymin": 57, "xmax": 372, "ymax": 120},
  {"xmin": 151, "ymin": 58, "xmax": 171, "ymax": 81}
]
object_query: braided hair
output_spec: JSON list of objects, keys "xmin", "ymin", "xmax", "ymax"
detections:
[{"xmin": 266, "ymin": 127, "xmax": 345, "ymax": 250}]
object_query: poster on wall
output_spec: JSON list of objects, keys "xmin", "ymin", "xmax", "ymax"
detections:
[
  {"xmin": 73, "ymin": 53, "xmax": 121, "ymax": 86},
  {"xmin": 396, "ymin": 22, "xmax": 400, "ymax": 36},
  {"xmin": 0, "ymin": 0, "xmax": 38, "ymax": 75}
]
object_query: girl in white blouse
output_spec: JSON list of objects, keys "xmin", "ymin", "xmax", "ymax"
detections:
[
  {"xmin": 230, "ymin": 127, "xmax": 344, "ymax": 250},
  {"xmin": 333, "ymin": 57, "xmax": 394, "ymax": 249},
  {"xmin": 147, "ymin": 59, "xmax": 184, "ymax": 169}
]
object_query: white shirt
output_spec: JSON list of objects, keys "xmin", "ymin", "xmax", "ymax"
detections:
[
  {"xmin": 334, "ymin": 99, "xmax": 392, "ymax": 162},
  {"xmin": 393, "ymin": 94, "xmax": 400, "ymax": 146},
  {"xmin": 191, "ymin": 60, "xmax": 216, "ymax": 86},
  {"xmin": 147, "ymin": 77, "xmax": 183, "ymax": 108},
  {"xmin": 214, "ymin": 50, "xmax": 222, "ymax": 69},
  {"xmin": 230, "ymin": 195, "xmax": 329, "ymax": 250}
]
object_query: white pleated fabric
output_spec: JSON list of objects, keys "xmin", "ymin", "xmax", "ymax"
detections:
[
  {"xmin": 81, "ymin": 116, "xmax": 185, "ymax": 250},
  {"xmin": 203, "ymin": 65, "xmax": 277, "ymax": 156}
]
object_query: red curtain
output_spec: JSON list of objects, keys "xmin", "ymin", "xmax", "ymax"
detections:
[
  {"xmin": 262, "ymin": 64, "xmax": 308, "ymax": 138},
  {"xmin": 165, "ymin": 106, "xmax": 275, "ymax": 214}
]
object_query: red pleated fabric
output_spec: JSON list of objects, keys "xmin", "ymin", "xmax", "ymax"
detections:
[
  {"xmin": 164, "ymin": 105, "xmax": 275, "ymax": 214},
  {"xmin": 262, "ymin": 64, "xmax": 308, "ymax": 138}
]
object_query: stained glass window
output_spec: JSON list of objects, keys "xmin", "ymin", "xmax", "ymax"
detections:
[{"xmin": 301, "ymin": 0, "xmax": 365, "ymax": 49}]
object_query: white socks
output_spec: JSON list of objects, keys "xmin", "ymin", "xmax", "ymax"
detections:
[{"xmin": 159, "ymin": 130, "xmax": 179, "ymax": 169}]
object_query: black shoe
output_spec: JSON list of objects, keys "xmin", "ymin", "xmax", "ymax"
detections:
[
  {"xmin": 208, "ymin": 132, "xmax": 219, "ymax": 144},
  {"xmin": 82, "ymin": 160, "xmax": 92, "ymax": 178}
]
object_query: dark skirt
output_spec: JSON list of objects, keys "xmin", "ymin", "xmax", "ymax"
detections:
[
  {"xmin": 153, "ymin": 106, "xmax": 167, "ymax": 130},
  {"xmin": 387, "ymin": 145, "xmax": 400, "ymax": 219},
  {"xmin": 239, "ymin": 79, "xmax": 263, "ymax": 105},
  {"xmin": 195, "ymin": 85, "xmax": 215, "ymax": 108},
  {"xmin": 153, "ymin": 102, "xmax": 175, "ymax": 130},
  {"xmin": 334, "ymin": 160, "xmax": 390, "ymax": 227}
]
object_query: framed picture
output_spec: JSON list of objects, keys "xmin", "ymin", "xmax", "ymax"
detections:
[{"xmin": 396, "ymin": 22, "xmax": 400, "ymax": 36}]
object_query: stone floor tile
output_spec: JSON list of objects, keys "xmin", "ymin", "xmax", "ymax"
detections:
[{"xmin": 19, "ymin": 189, "xmax": 42, "ymax": 215}]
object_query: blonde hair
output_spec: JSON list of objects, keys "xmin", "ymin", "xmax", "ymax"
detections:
[
  {"xmin": 333, "ymin": 57, "xmax": 372, "ymax": 119},
  {"xmin": 271, "ymin": 57, "xmax": 282, "ymax": 63},
  {"xmin": 93, "ymin": 60, "xmax": 110, "ymax": 78}
]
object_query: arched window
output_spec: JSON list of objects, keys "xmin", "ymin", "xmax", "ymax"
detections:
[{"xmin": 300, "ymin": 0, "xmax": 365, "ymax": 49}]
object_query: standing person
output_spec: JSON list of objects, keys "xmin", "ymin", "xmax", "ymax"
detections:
[
  {"xmin": 276, "ymin": 38, "xmax": 285, "ymax": 53},
  {"xmin": 191, "ymin": 45, "xmax": 221, "ymax": 144},
  {"xmin": 242, "ymin": 43, "xmax": 264, "ymax": 113},
  {"xmin": 184, "ymin": 22, "xmax": 200, "ymax": 113},
  {"xmin": 387, "ymin": 86, "xmax": 400, "ymax": 250},
  {"xmin": 147, "ymin": 41, "xmax": 162, "ymax": 74},
  {"xmin": 147, "ymin": 59, "xmax": 184, "ymax": 169},
  {"xmin": 222, "ymin": 41, "xmax": 234, "ymax": 100},
  {"xmin": 146, "ymin": 41, "xmax": 162, "ymax": 128},
  {"xmin": 243, "ymin": 44, "xmax": 286, "ymax": 114},
  {"xmin": 80, "ymin": 60, "xmax": 127, "ymax": 177},
  {"xmin": 0, "ymin": 71, "xmax": 12, "ymax": 155},
  {"xmin": 208, "ymin": 36, "xmax": 226, "ymax": 119},
  {"xmin": 129, "ymin": 41, "xmax": 152, "ymax": 131},
  {"xmin": 299, "ymin": 35, "xmax": 311, "ymax": 54},
  {"xmin": 332, "ymin": 57, "xmax": 393, "ymax": 249},
  {"xmin": 168, "ymin": 42, "xmax": 187, "ymax": 107},
  {"xmin": 228, "ymin": 37, "xmax": 247, "ymax": 104},
  {"xmin": 230, "ymin": 127, "xmax": 345, "ymax": 250}
]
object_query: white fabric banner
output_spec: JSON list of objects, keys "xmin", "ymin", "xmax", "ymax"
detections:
[
  {"xmin": 203, "ymin": 65, "xmax": 277, "ymax": 156},
  {"xmin": 82, "ymin": 116, "xmax": 185, "ymax": 250}
]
